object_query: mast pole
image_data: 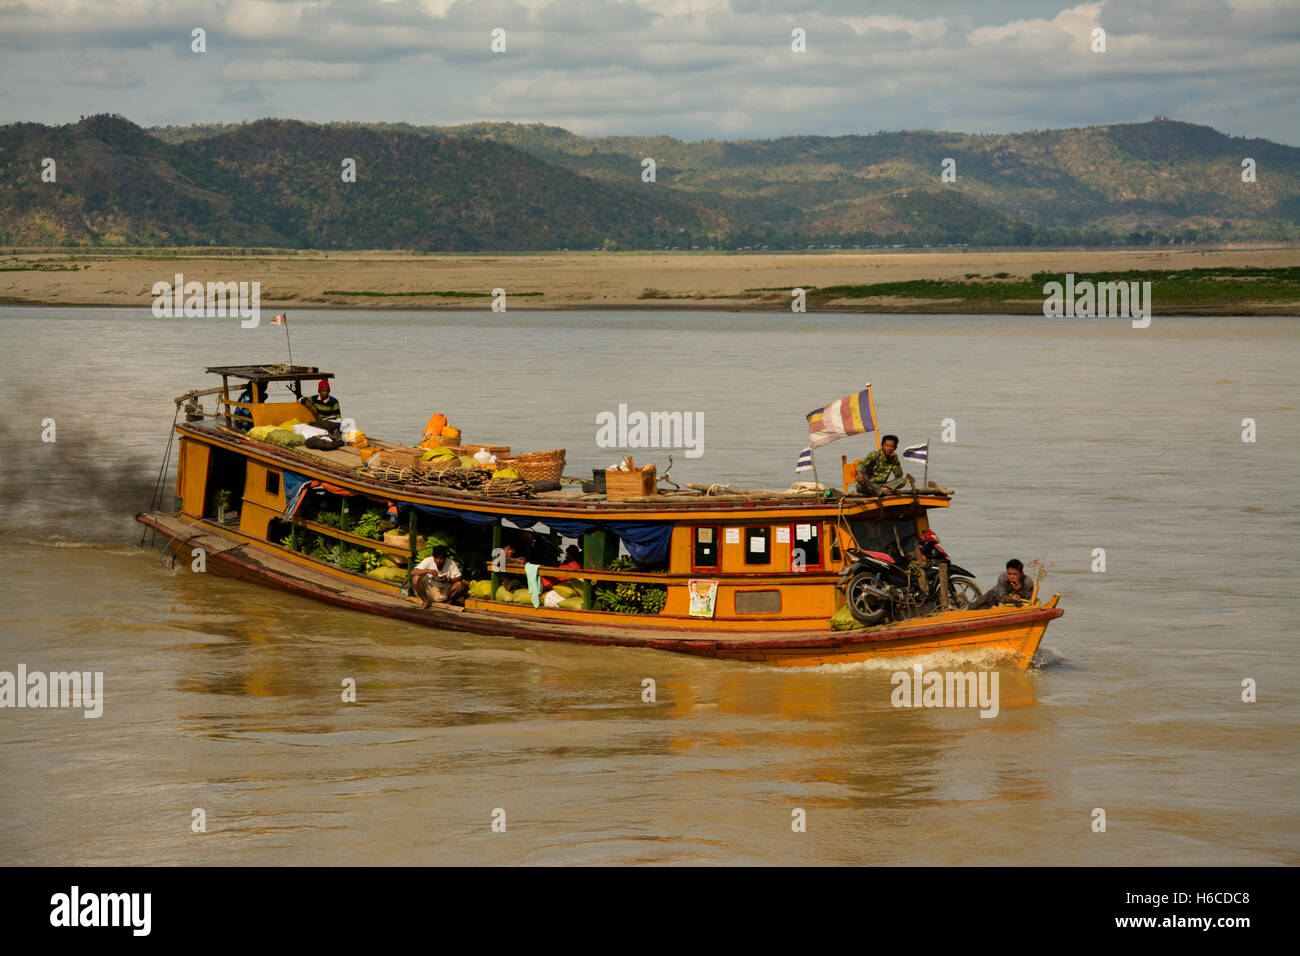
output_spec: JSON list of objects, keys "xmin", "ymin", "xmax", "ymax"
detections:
[{"xmin": 865, "ymin": 383, "xmax": 881, "ymax": 452}]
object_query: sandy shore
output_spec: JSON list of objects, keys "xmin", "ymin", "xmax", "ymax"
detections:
[{"xmin": 2, "ymin": 246, "xmax": 1298, "ymax": 314}]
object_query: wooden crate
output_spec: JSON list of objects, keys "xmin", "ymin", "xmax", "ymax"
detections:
[
  {"xmin": 460, "ymin": 443, "xmax": 511, "ymax": 457},
  {"xmin": 605, "ymin": 466, "xmax": 656, "ymax": 499},
  {"xmin": 373, "ymin": 448, "xmax": 424, "ymax": 469}
]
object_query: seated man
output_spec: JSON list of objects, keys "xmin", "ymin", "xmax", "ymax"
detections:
[
  {"xmin": 497, "ymin": 541, "xmax": 527, "ymax": 591},
  {"xmin": 302, "ymin": 379, "xmax": 341, "ymax": 430},
  {"xmin": 967, "ymin": 559, "xmax": 1034, "ymax": 610},
  {"xmin": 232, "ymin": 379, "xmax": 268, "ymax": 432},
  {"xmin": 542, "ymin": 545, "xmax": 583, "ymax": 589},
  {"xmin": 855, "ymin": 434, "xmax": 908, "ymax": 496},
  {"xmin": 411, "ymin": 546, "xmax": 467, "ymax": 608}
]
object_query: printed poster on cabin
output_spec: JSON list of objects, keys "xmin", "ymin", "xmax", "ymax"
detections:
[{"xmin": 688, "ymin": 579, "xmax": 718, "ymax": 618}]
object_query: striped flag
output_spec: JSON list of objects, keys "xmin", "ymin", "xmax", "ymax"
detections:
[
  {"xmin": 902, "ymin": 442, "xmax": 928, "ymax": 463},
  {"xmin": 270, "ymin": 313, "xmax": 286, "ymax": 326},
  {"xmin": 795, "ymin": 447, "xmax": 813, "ymax": 473},
  {"xmin": 807, "ymin": 384, "xmax": 875, "ymax": 449}
]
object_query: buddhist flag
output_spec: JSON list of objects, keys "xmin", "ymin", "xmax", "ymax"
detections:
[
  {"xmin": 902, "ymin": 442, "xmax": 928, "ymax": 463},
  {"xmin": 795, "ymin": 447, "xmax": 813, "ymax": 473},
  {"xmin": 270, "ymin": 313, "xmax": 286, "ymax": 326},
  {"xmin": 807, "ymin": 385, "xmax": 875, "ymax": 449}
]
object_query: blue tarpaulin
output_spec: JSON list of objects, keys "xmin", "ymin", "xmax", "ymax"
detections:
[
  {"xmin": 397, "ymin": 502, "xmax": 673, "ymax": 565},
  {"xmin": 281, "ymin": 471, "xmax": 673, "ymax": 564}
]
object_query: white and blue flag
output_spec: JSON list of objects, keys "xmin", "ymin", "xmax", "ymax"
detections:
[
  {"xmin": 901, "ymin": 442, "xmax": 928, "ymax": 464},
  {"xmin": 795, "ymin": 447, "xmax": 813, "ymax": 473}
]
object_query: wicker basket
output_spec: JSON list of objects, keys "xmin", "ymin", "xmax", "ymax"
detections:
[
  {"xmin": 500, "ymin": 449, "xmax": 566, "ymax": 481},
  {"xmin": 383, "ymin": 530, "xmax": 426, "ymax": 550}
]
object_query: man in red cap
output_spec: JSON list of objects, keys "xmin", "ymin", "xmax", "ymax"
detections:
[{"xmin": 302, "ymin": 378, "xmax": 341, "ymax": 429}]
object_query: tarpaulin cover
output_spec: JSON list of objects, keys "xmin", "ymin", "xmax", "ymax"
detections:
[
  {"xmin": 396, "ymin": 502, "xmax": 673, "ymax": 565},
  {"xmin": 282, "ymin": 471, "xmax": 356, "ymax": 517},
  {"xmin": 279, "ymin": 475, "xmax": 673, "ymax": 564}
]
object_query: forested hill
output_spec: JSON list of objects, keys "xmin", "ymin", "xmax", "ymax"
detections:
[
  {"xmin": 0, "ymin": 116, "xmax": 712, "ymax": 249},
  {"xmin": 2, "ymin": 114, "xmax": 1297, "ymax": 249}
]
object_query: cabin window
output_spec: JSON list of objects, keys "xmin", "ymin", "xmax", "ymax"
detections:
[
  {"xmin": 265, "ymin": 470, "xmax": 280, "ymax": 495},
  {"xmin": 735, "ymin": 590, "xmax": 781, "ymax": 614},
  {"xmin": 849, "ymin": 517, "xmax": 917, "ymax": 560},
  {"xmin": 791, "ymin": 522, "xmax": 822, "ymax": 570},
  {"xmin": 744, "ymin": 527, "xmax": 771, "ymax": 566},
  {"xmin": 693, "ymin": 525, "xmax": 720, "ymax": 569}
]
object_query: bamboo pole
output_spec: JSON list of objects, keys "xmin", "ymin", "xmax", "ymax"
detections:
[
  {"xmin": 865, "ymin": 384, "xmax": 881, "ymax": 452},
  {"xmin": 408, "ymin": 508, "xmax": 418, "ymax": 594}
]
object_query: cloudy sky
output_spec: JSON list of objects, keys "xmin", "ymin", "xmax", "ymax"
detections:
[{"xmin": 2, "ymin": 0, "xmax": 1297, "ymax": 143}]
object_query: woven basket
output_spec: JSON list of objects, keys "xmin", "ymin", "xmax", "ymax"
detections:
[
  {"xmin": 383, "ymin": 530, "xmax": 426, "ymax": 550},
  {"xmin": 500, "ymin": 449, "xmax": 566, "ymax": 481}
]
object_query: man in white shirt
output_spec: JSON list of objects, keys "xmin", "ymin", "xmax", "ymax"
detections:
[{"xmin": 412, "ymin": 546, "xmax": 467, "ymax": 608}]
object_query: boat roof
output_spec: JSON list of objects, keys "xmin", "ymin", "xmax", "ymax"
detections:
[{"xmin": 206, "ymin": 363, "xmax": 333, "ymax": 383}]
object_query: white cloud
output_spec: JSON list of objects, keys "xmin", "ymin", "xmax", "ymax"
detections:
[{"xmin": 0, "ymin": 0, "xmax": 1294, "ymax": 143}]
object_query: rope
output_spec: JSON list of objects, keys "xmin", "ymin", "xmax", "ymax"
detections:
[{"xmin": 139, "ymin": 405, "xmax": 181, "ymax": 548}]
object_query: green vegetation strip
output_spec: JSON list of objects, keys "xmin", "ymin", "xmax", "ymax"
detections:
[
  {"xmin": 322, "ymin": 289, "xmax": 543, "ymax": 297},
  {"xmin": 751, "ymin": 267, "xmax": 1300, "ymax": 305}
]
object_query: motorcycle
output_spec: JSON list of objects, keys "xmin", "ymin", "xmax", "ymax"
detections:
[
  {"xmin": 837, "ymin": 531, "xmax": 981, "ymax": 626},
  {"xmin": 917, "ymin": 530, "xmax": 981, "ymax": 609}
]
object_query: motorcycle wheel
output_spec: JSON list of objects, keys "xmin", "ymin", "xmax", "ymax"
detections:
[
  {"xmin": 948, "ymin": 577, "xmax": 981, "ymax": 609},
  {"xmin": 846, "ymin": 571, "xmax": 890, "ymax": 625}
]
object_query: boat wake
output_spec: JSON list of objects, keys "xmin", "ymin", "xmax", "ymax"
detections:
[{"xmin": 813, "ymin": 646, "xmax": 1031, "ymax": 674}]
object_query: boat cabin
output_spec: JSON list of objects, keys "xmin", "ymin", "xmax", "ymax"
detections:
[{"xmin": 169, "ymin": 364, "xmax": 952, "ymax": 633}]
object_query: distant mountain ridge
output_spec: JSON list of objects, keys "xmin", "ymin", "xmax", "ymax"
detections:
[{"xmin": 2, "ymin": 114, "xmax": 1296, "ymax": 249}]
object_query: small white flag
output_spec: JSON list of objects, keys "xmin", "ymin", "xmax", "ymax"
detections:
[
  {"xmin": 795, "ymin": 447, "xmax": 813, "ymax": 473},
  {"xmin": 902, "ymin": 442, "xmax": 928, "ymax": 463}
]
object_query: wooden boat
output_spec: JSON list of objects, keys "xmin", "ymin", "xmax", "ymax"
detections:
[{"xmin": 136, "ymin": 363, "xmax": 1064, "ymax": 669}]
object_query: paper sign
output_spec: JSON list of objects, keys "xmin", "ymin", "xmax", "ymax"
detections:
[
  {"xmin": 750, "ymin": 536, "xmax": 766, "ymax": 554},
  {"xmin": 775, "ymin": 527, "xmax": 791, "ymax": 543},
  {"xmin": 699, "ymin": 528, "xmax": 713, "ymax": 543},
  {"xmin": 725, "ymin": 528, "xmax": 740, "ymax": 544},
  {"xmin": 796, "ymin": 524, "xmax": 811, "ymax": 538}
]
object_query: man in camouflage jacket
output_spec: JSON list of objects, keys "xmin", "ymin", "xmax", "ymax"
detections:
[{"xmin": 855, "ymin": 434, "xmax": 908, "ymax": 495}]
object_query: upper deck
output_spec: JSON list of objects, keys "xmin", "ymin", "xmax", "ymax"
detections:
[{"xmin": 175, "ymin": 417, "xmax": 952, "ymax": 522}]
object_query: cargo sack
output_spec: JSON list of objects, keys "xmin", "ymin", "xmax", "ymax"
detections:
[
  {"xmin": 247, "ymin": 424, "xmax": 280, "ymax": 441},
  {"xmin": 551, "ymin": 584, "xmax": 579, "ymax": 598},
  {"xmin": 366, "ymin": 566, "xmax": 408, "ymax": 583},
  {"xmin": 557, "ymin": 596, "xmax": 585, "ymax": 610},
  {"xmin": 305, "ymin": 434, "xmax": 344, "ymax": 450},
  {"xmin": 495, "ymin": 586, "xmax": 514, "ymax": 603},
  {"xmin": 263, "ymin": 428, "xmax": 306, "ymax": 447},
  {"xmin": 829, "ymin": 606, "xmax": 867, "ymax": 631},
  {"xmin": 468, "ymin": 580, "xmax": 493, "ymax": 599},
  {"xmin": 511, "ymin": 588, "xmax": 534, "ymax": 605}
]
